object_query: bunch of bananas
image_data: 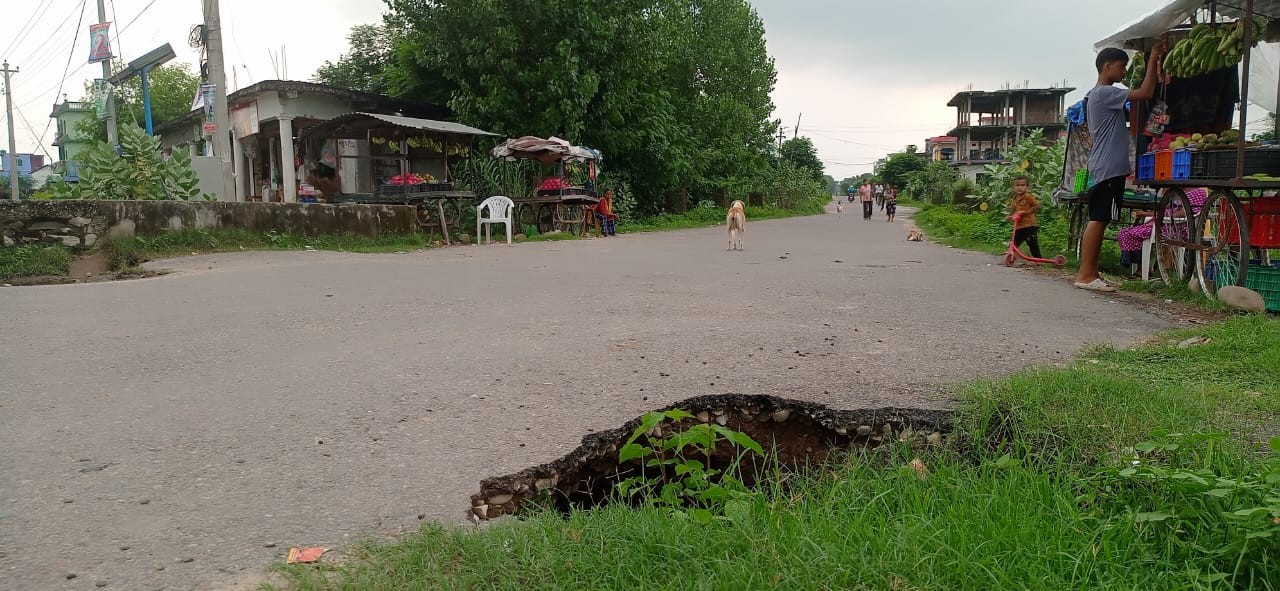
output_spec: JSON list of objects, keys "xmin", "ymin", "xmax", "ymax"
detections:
[
  {"xmin": 1125, "ymin": 51, "xmax": 1147, "ymax": 88},
  {"xmin": 1163, "ymin": 18, "xmax": 1267, "ymax": 79}
]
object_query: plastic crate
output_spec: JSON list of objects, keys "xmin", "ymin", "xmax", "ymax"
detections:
[
  {"xmin": 1073, "ymin": 169, "xmax": 1091, "ymax": 193},
  {"xmin": 1228, "ymin": 198, "xmax": 1280, "ymax": 249},
  {"xmin": 1189, "ymin": 148, "xmax": 1280, "ymax": 179},
  {"xmin": 1154, "ymin": 150, "xmax": 1174, "ymax": 180},
  {"xmin": 1172, "ymin": 149, "xmax": 1192, "ymax": 179},
  {"xmin": 1137, "ymin": 152, "xmax": 1156, "ymax": 181},
  {"xmin": 1216, "ymin": 264, "xmax": 1280, "ymax": 312}
]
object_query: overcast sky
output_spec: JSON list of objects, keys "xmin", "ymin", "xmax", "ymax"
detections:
[{"xmin": 1, "ymin": 0, "xmax": 1167, "ymax": 178}]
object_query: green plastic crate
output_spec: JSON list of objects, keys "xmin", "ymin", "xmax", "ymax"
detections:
[{"xmin": 1217, "ymin": 264, "xmax": 1280, "ymax": 312}]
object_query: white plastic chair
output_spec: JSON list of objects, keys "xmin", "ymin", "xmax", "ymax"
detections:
[
  {"xmin": 476, "ymin": 196, "xmax": 515, "ymax": 245},
  {"xmin": 1138, "ymin": 215, "xmax": 1189, "ymax": 282}
]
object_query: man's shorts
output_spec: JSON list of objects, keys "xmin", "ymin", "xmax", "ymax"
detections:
[{"xmin": 1087, "ymin": 176, "xmax": 1126, "ymax": 223}]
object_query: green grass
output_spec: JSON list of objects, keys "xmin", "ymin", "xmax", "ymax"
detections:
[
  {"xmin": 107, "ymin": 229, "xmax": 430, "ymax": 270},
  {"xmin": 912, "ymin": 204, "xmax": 1124, "ymax": 273},
  {"xmin": 275, "ymin": 316, "xmax": 1280, "ymax": 591},
  {"xmin": 0, "ymin": 244, "xmax": 73, "ymax": 280},
  {"xmin": 1120, "ymin": 278, "xmax": 1234, "ymax": 313}
]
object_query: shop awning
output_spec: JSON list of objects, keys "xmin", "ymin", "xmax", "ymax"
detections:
[
  {"xmin": 491, "ymin": 136, "xmax": 603, "ymax": 165},
  {"xmin": 299, "ymin": 112, "xmax": 498, "ymax": 140}
]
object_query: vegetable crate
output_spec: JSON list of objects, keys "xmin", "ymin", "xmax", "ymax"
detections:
[
  {"xmin": 1217, "ymin": 264, "xmax": 1280, "ymax": 312},
  {"xmin": 1229, "ymin": 198, "xmax": 1280, "ymax": 248},
  {"xmin": 1172, "ymin": 149, "xmax": 1192, "ymax": 179},
  {"xmin": 1138, "ymin": 153, "xmax": 1156, "ymax": 181},
  {"xmin": 1154, "ymin": 150, "xmax": 1174, "ymax": 180},
  {"xmin": 1190, "ymin": 148, "xmax": 1280, "ymax": 179}
]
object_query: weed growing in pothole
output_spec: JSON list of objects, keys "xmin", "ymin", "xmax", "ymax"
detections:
[{"xmin": 614, "ymin": 409, "xmax": 765, "ymax": 523}]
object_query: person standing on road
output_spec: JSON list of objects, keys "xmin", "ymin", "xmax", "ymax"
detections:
[
  {"xmin": 1075, "ymin": 43, "xmax": 1164, "ymax": 292},
  {"xmin": 885, "ymin": 188, "xmax": 898, "ymax": 223},
  {"xmin": 860, "ymin": 182, "xmax": 874, "ymax": 220},
  {"xmin": 874, "ymin": 183, "xmax": 885, "ymax": 210}
]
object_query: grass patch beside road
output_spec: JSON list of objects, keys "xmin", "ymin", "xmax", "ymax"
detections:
[
  {"xmin": 0, "ymin": 244, "xmax": 73, "ymax": 280},
  {"xmin": 107, "ymin": 229, "xmax": 429, "ymax": 270},
  {"xmin": 277, "ymin": 316, "xmax": 1280, "ymax": 590},
  {"xmin": 912, "ymin": 203, "xmax": 1124, "ymax": 271}
]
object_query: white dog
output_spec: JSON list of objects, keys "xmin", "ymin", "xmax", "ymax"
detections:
[
  {"xmin": 727, "ymin": 200, "xmax": 746, "ymax": 251},
  {"xmin": 836, "ymin": 201, "xmax": 844, "ymax": 213}
]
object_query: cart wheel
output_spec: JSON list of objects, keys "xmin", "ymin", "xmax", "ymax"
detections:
[
  {"xmin": 1003, "ymin": 252, "xmax": 1016, "ymax": 267},
  {"xmin": 517, "ymin": 204, "xmax": 536, "ymax": 230},
  {"xmin": 1153, "ymin": 188, "xmax": 1195, "ymax": 286},
  {"xmin": 536, "ymin": 204, "xmax": 555, "ymax": 234},
  {"xmin": 1067, "ymin": 202, "xmax": 1088, "ymax": 259},
  {"xmin": 1054, "ymin": 255, "xmax": 1067, "ymax": 266},
  {"xmin": 1196, "ymin": 190, "xmax": 1249, "ymax": 297}
]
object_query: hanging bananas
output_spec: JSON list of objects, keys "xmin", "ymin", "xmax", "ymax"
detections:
[
  {"xmin": 1162, "ymin": 17, "xmax": 1268, "ymax": 79},
  {"xmin": 1125, "ymin": 51, "xmax": 1146, "ymax": 88}
]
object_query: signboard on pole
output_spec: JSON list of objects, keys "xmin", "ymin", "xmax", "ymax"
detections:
[
  {"xmin": 93, "ymin": 80, "xmax": 113, "ymax": 120},
  {"xmin": 200, "ymin": 84, "xmax": 217, "ymax": 134},
  {"xmin": 88, "ymin": 23, "xmax": 113, "ymax": 63}
]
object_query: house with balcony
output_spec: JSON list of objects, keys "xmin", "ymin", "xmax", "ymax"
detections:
[
  {"xmin": 945, "ymin": 86, "xmax": 1073, "ymax": 181},
  {"xmin": 51, "ymin": 99, "xmax": 96, "ymax": 181},
  {"xmin": 925, "ymin": 136, "xmax": 957, "ymax": 162}
]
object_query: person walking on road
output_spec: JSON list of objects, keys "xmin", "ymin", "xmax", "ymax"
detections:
[{"xmin": 860, "ymin": 182, "xmax": 874, "ymax": 220}]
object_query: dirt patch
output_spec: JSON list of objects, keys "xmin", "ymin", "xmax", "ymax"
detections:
[
  {"xmin": 469, "ymin": 394, "xmax": 953, "ymax": 521},
  {"xmin": 2, "ymin": 251, "xmax": 162, "ymax": 287}
]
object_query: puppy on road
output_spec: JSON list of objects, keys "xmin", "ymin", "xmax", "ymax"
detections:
[
  {"xmin": 836, "ymin": 201, "xmax": 844, "ymax": 213},
  {"xmin": 726, "ymin": 199, "xmax": 746, "ymax": 251}
]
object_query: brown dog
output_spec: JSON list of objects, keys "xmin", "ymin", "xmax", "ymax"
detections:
[
  {"xmin": 726, "ymin": 200, "xmax": 746, "ymax": 251},
  {"xmin": 906, "ymin": 228, "xmax": 924, "ymax": 241}
]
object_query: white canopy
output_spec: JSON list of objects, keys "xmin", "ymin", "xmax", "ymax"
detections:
[{"xmin": 1095, "ymin": 0, "xmax": 1280, "ymax": 112}]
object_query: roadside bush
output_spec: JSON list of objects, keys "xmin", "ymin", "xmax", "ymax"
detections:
[
  {"xmin": 48, "ymin": 126, "xmax": 210, "ymax": 201},
  {"xmin": 0, "ymin": 244, "xmax": 72, "ymax": 279}
]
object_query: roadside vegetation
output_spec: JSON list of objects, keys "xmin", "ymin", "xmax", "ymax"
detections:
[
  {"xmin": 106, "ymin": 229, "xmax": 430, "ymax": 271},
  {"xmin": 275, "ymin": 316, "xmax": 1279, "ymax": 590},
  {"xmin": 0, "ymin": 244, "xmax": 73, "ymax": 280}
]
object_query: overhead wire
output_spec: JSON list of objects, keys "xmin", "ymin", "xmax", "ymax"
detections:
[
  {"xmin": 2, "ymin": 0, "xmax": 59, "ymax": 60},
  {"xmin": 28, "ymin": 0, "xmax": 87, "ymax": 152},
  {"xmin": 16, "ymin": 0, "xmax": 91, "ymax": 75},
  {"xmin": 14, "ymin": 103, "xmax": 54, "ymax": 160}
]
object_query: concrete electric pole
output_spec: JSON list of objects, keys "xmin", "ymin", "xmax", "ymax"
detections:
[
  {"xmin": 96, "ymin": 0, "xmax": 118, "ymax": 147},
  {"xmin": 2, "ymin": 61, "xmax": 19, "ymax": 201},
  {"xmin": 201, "ymin": 0, "xmax": 235, "ymax": 202}
]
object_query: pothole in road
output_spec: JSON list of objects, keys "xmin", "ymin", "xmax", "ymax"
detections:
[{"xmin": 468, "ymin": 394, "xmax": 953, "ymax": 521}]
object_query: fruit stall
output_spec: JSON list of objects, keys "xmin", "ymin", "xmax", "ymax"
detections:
[
  {"xmin": 298, "ymin": 112, "xmax": 499, "ymax": 244},
  {"xmin": 491, "ymin": 136, "xmax": 604, "ymax": 236},
  {"xmin": 1093, "ymin": 0, "xmax": 1280, "ymax": 310}
]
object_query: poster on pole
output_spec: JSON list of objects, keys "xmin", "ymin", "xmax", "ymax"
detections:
[
  {"xmin": 200, "ymin": 84, "xmax": 217, "ymax": 134},
  {"xmin": 93, "ymin": 80, "xmax": 113, "ymax": 121},
  {"xmin": 88, "ymin": 23, "xmax": 113, "ymax": 63}
]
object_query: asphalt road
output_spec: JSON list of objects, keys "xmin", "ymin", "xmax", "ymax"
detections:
[{"xmin": 0, "ymin": 205, "xmax": 1170, "ymax": 590}]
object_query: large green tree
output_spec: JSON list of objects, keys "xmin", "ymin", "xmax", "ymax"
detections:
[
  {"xmin": 382, "ymin": 0, "xmax": 777, "ymax": 212},
  {"xmin": 77, "ymin": 64, "xmax": 202, "ymax": 141},
  {"xmin": 779, "ymin": 137, "xmax": 824, "ymax": 183},
  {"xmin": 874, "ymin": 147, "xmax": 926, "ymax": 190},
  {"xmin": 313, "ymin": 24, "xmax": 397, "ymax": 95}
]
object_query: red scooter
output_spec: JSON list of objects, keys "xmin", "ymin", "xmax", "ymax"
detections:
[{"xmin": 1003, "ymin": 213, "xmax": 1067, "ymax": 267}]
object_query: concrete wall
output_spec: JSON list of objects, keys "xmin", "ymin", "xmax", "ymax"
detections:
[{"xmin": 1, "ymin": 200, "xmax": 418, "ymax": 248}]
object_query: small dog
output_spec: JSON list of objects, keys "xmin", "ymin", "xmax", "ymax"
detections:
[
  {"xmin": 906, "ymin": 228, "xmax": 924, "ymax": 241},
  {"xmin": 836, "ymin": 201, "xmax": 844, "ymax": 213},
  {"xmin": 726, "ymin": 200, "xmax": 746, "ymax": 251}
]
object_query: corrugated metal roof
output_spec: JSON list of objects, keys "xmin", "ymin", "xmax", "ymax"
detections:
[{"xmin": 351, "ymin": 113, "xmax": 498, "ymax": 136}]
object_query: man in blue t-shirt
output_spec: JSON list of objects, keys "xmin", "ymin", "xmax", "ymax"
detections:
[{"xmin": 1075, "ymin": 44, "xmax": 1164, "ymax": 292}]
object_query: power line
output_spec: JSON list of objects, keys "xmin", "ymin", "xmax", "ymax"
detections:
[
  {"xmin": 2, "ymin": 0, "xmax": 59, "ymax": 60},
  {"xmin": 14, "ymin": 0, "xmax": 87, "ymax": 74},
  {"xmin": 14, "ymin": 103, "xmax": 53, "ymax": 160},
  {"xmin": 28, "ymin": 0, "xmax": 87, "ymax": 154}
]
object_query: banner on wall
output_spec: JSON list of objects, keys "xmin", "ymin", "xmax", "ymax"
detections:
[{"xmin": 88, "ymin": 23, "xmax": 113, "ymax": 63}]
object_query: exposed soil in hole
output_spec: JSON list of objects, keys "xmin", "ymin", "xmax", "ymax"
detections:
[{"xmin": 469, "ymin": 394, "xmax": 954, "ymax": 520}]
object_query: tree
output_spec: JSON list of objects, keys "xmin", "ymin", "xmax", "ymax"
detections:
[
  {"xmin": 778, "ymin": 137, "xmax": 824, "ymax": 182},
  {"xmin": 822, "ymin": 174, "xmax": 837, "ymax": 195},
  {"xmin": 0, "ymin": 174, "xmax": 34, "ymax": 200},
  {"xmin": 314, "ymin": 24, "xmax": 398, "ymax": 95},
  {"xmin": 383, "ymin": 0, "xmax": 778, "ymax": 213},
  {"xmin": 875, "ymin": 150, "xmax": 925, "ymax": 190},
  {"xmin": 905, "ymin": 161, "xmax": 959, "ymax": 204}
]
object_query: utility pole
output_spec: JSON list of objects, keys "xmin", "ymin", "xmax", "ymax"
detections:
[
  {"xmin": 202, "ymin": 0, "xmax": 235, "ymax": 201},
  {"xmin": 2, "ymin": 61, "xmax": 18, "ymax": 201},
  {"xmin": 96, "ymin": 0, "xmax": 118, "ymax": 147},
  {"xmin": 794, "ymin": 113, "xmax": 802, "ymax": 139}
]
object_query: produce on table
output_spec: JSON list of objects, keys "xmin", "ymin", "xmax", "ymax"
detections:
[
  {"xmin": 388, "ymin": 172, "xmax": 437, "ymax": 186},
  {"xmin": 1163, "ymin": 18, "xmax": 1267, "ymax": 79},
  {"xmin": 539, "ymin": 177, "xmax": 571, "ymax": 191},
  {"xmin": 1146, "ymin": 129, "xmax": 1242, "ymax": 152}
]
